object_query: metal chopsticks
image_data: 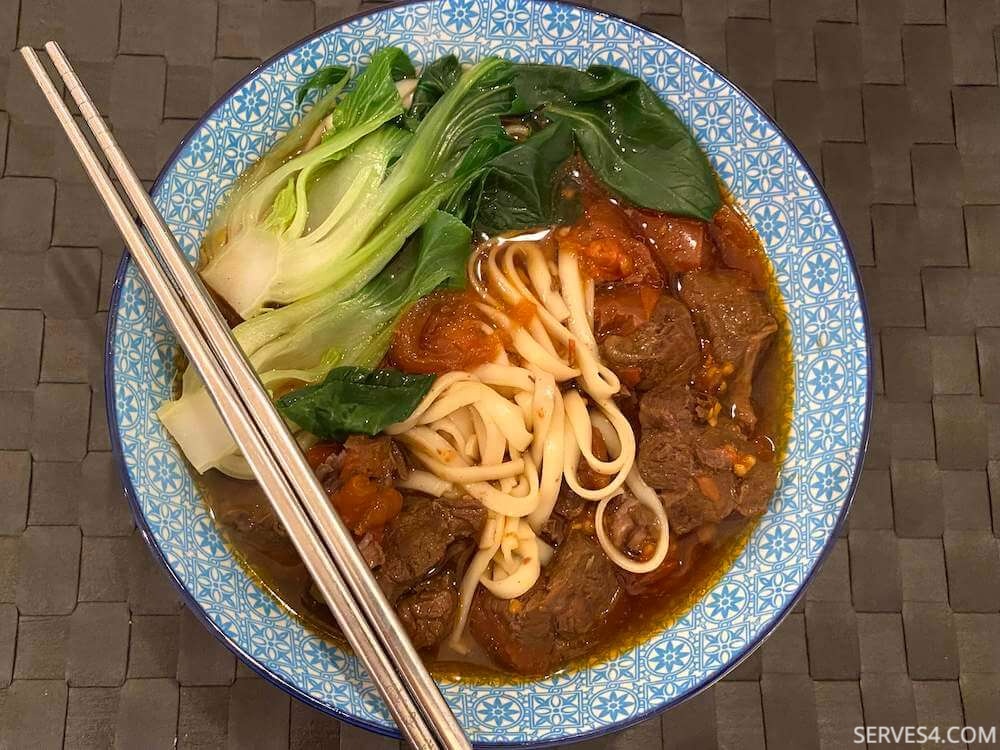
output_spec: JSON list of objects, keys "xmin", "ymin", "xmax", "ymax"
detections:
[{"xmin": 21, "ymin": 42, "xmax": 470, "ymax": 750}]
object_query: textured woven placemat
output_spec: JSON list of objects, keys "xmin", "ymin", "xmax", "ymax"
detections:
[{"xmin": 1, "ymin": 0, "xmax": 998, "ymax": 747}]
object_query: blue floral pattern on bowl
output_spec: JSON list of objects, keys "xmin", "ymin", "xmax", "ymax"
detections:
[{"xmin": 106, "ymin": 0, "xmax": 870, "ymax": 744}]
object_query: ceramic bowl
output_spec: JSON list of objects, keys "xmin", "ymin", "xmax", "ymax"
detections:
[{"xmin": 106, "ymin": 0, "xmax": 871, "ymax": 744}]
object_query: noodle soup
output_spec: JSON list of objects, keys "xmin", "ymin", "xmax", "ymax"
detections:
[{"xmin": 161, "ymin": 52, "xmax": 792, "ymax": 679}]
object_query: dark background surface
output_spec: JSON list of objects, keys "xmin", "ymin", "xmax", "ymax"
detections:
[{"xmin": 1, "ymin": 0, "xmax": 999, "ymax": 747}]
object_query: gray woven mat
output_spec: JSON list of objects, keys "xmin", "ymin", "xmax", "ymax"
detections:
[{"xmin": 1, "ymin": 0, "xmax": 998, "ymax": 747}]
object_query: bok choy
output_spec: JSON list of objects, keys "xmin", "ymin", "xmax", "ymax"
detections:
[
  {"xmin": 509, "ymin": 64, "xmax": 722, "ymax": 221},
  {"xmin": 201, "ymin": 53, "xmax": 514, "ymax": 319},
  {"xmin": 159, "ymin": 210, "xmax": 472, "ymax": 476},
  {"xmin": 276, "ymin": 368, "xmax": 436, "ymax": 440}
]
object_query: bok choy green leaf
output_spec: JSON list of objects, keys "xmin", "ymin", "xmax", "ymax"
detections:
[
  {"xmin": 295, "ymin": 65, "xmax": 350, "ymax": 106},
  {"xmin": 511, "ymin": 63, "xmax": 635, "ymax": 110},
  {"xmin": 511, "ymin": 64, "xmax": 721, "ymax": 221},
  {"xmin": 405, "ymin": 54, "xmax": 462, "ymax": 129},
  {"xmin": 468, "ymin": 120, "xmax": 577, "ymax": 236},
  {"xmin": 277, "ymin": 368, "xmax": 435, "ymax": 439}
]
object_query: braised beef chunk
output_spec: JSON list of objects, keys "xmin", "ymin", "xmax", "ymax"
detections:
[
  {"xmin": 736, "ymin": 458, "xmax": 778, "ymax": 517},
  {"xmin": 665, "ymin": 474, "xmax": 737, "ymax": 535},
  {"xmin": 314, "ymin": 435, "xmax": 407, "ymax": 538},
  {"xmin": 708, "ymin": 205, "xmax": 770, "ymax": 291},
  {"xmin": 539, "ymin": 515, "xmax": 568, "ymax": 547},
  {"xmin": 637, "ymin": 384, "xmax": 777, "ymax": 535},
  {"xmin": 541, "ymin": 487, "xmax": 589, "ymax": 546},
  {"xmin": 639, "ymin": 383, "xmax": 695, "ymax": 432},
  {"xmin": 314, "ymin": 451, "xmax": 342, "ymax": 490},
  {"xmin": 395, "ymin": 572, "xmax": 459, "ymax": 651},
  {"xmin": 357, "ymin": 531, "xmax": 385, "ymax": 569},
  {"xmin": 626, "ymin": 209, "xmax": 711, "ymax": 273},
  {"xmin": 637, "ymin": 425, "xmax": 695, "ymax": 497},
  {"xmin": 469, "ymin": 532, "xmax": 624, "ymax": 674},
  {"xmin": 546, "ymin": 533, "xmax": 623, "ymax": 637},
  {"xmin": 678, "ymin": 270, "xmax": 775, "ymax": 364},
  {"xmin": 640, "ymin": 387, "xmax": 738, "ymax": 535},
  {"xmin": 637, "ymin": 385, "xmax": 697, "ymax": 495},
  {"xmin": 315, "ymin": 435, "xmax": 407, "ymax": 494},
  {"xmin": 218, "ymin": 506, "xmax": 298, "ymax": 566},
  {"xmin": 678, "ymin": 270, "xmax": 777, "ymax": 430},
  {"xmin": 553, "ymin": 487, "xmax": 587, "ymax": 520},
  {"xmin": 340, "ymin": 435, "xmax": 407, "ymax": 485},
  {"xmin": 593, "ymin": 284, "xmax": 661, "ymax": 340},
  {"xmin": 695, "ymin": 427, "xmax": 739, "ymax": 470},
  {"xmin": 376, "ymin": 495, "xmax": 486, "ymax": 599},
  {"xmin": 601, "ymin": 296, "xmax": 701, "ymax": 391},
  {"xmin": 605, "ymin": 492, "xmax": 660, "ymax": 562},
  {"xmin": 726, "ymin": 327, "xmax": 774, "ymax": 432}
]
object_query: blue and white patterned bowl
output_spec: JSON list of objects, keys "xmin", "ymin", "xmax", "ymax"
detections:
[{"xmin": 106, "ymin": 0, "xmax": 871, "ymax": 744}]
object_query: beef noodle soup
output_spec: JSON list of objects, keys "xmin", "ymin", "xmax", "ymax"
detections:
[
  {"xmin": 195, "ymin": 165, "xmax": 791, "ymax": 679},
  {"xmin": 158, "ymin": 51, "xmax": 792, "ymax": 680}
]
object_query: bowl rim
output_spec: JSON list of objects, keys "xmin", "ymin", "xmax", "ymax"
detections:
[{"xmin": 104, "ymin": 0, "xmax": 874, "ymax": 744}]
